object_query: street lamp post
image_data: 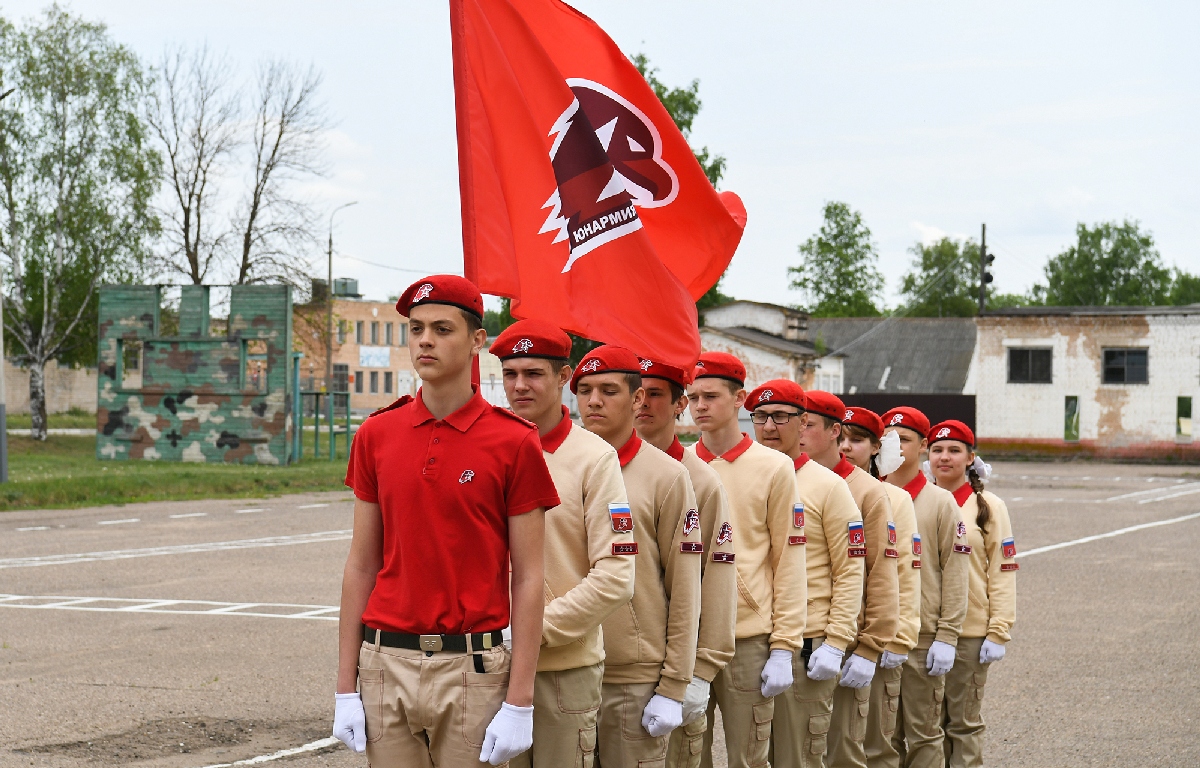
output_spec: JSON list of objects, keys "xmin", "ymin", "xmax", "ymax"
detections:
[{"xmin": 326, "ymin": 201, "xmax": 357, "ymax": 458}]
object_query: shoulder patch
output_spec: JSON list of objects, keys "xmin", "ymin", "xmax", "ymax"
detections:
[
  {"xmin": 492, "ymin": 405, "xmax": 538, "ymax": 429},
  {"xmin": 369, "ymin": 395, "xmax": 413, "ymax": 418}
]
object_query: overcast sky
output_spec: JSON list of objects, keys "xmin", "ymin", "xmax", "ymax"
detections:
[{"xmin": 5, "ymin": 1, "xmax": 1196, "ymax": 308}]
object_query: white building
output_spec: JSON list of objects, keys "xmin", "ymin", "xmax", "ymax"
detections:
[{"xmin": 699, "ymin": 301, "xmax": 819, "ymax": 390}]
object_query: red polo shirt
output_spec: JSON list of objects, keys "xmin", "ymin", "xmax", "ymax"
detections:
[{"xmin": 346, "ymin": 388, "xmax": 560, "ymax": 635}]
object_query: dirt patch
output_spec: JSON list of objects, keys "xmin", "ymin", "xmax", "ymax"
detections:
[{"xmin": 17, "ymin": 717, "xmax": 321, "ymax": 763}]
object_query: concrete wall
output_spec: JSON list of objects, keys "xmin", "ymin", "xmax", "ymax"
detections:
[
  {"xmin": 975, "ymin": 312, "xmax": 1200, "ymax": 455},
  {"xmin": 704, "ymin": 302, "xmax": 804, "ymax": 340},
  {"xmin": 5, "ymin": 360, "xmax": 98, "ymax": 414},
  {"xmin": 699, "ymin": 329, "xmax": 797, "ymax": 390}
]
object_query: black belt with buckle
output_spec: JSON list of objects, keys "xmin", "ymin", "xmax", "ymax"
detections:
[
  {"xmin": 362, "ymin": 626, "xmax": 503, "ymax": 654},
  {"xmin": 800, "ymin": 637, "xmax": 815, "ymax": 663}
]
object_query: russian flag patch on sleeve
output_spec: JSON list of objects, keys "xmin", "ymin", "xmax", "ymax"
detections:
[{"xmin": 609, "ymin": 502, "xmax": 633, "ymax": 533}]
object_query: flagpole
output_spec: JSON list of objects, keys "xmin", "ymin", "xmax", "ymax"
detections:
[{"xmin": 449, "ymin": 0, "xmax": 483, "ymax": 386}]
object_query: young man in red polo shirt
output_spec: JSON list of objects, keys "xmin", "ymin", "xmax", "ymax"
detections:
[
  {"xmin": 687, "ymin": 352, "xmax": 805, "ymax": 768},
  {"xmin": 634, "ymin": 358, "xmax": 737, "ymax": 768},
  {"xmin": 489, "ymin": 320, "xmax": 635, "ymax": 768},
  {"xmin": 573, "ymin": 345, "xmax": 703, "ymax": 768},
  {"xmin": 334, "ymin": 276, "xmax": 560, "ymax": 767},
  {"xmin": 797, "ymin": 390, "xmax": 898, "ymax": 768}
]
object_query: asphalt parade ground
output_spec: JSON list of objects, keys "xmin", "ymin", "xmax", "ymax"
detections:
[{"xmin": 2, "ymin": 462, "xmax": 1199, "ymax": 768}]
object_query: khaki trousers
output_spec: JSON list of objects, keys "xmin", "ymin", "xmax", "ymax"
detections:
[
  {"xmin": 666, "ymin": 713, "xmax": 708, "ymax": 768},
  {"xmin": 863, "ymin": 663, "xmax": 902, "ymax": 767},
  {"xmin": 826, "ymin": 675, "xmax": 870, "ymax": 768},
  {"xmin": 770, "ymin": 638, "xmax": 838, "ymax": 768},
  {"xmin": 711, "ymin": 635, "xmax": 774, "ymax": 768},
  {"xmin": 890, "ymin": 647, "xmax": 946, "ymax": 768},
  {"xmin": 942, "ymin": 638, "xmax": 989, "ymax": 768},
  {"xmin": 358, "ymin": 640, "xmax": 510, "ymax": 768},
  {"xmin": 598, "ymin": 681, "xmax": 668, "ymax": 768},
  {"xmin": 511, "ymin": 663, "xmax": 603, "ymax": 768}
]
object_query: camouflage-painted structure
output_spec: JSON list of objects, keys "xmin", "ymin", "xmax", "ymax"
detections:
[{"xmin": 96, "ymin": 285, "xmax": 295, "ymax": 464}]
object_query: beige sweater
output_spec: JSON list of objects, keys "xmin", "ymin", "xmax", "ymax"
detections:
[
  {"xmin": 838, "ymin": 460, "xmax": 899, "ymax": 662},
  {"xmin": 601, "ymin": 437, "xmax": 702, "ymax": 701},
  {"xmin": 897, "ymin": 474, "xmax": 969, "ymax": 647},
  {"xmin": 954, "ymin": 486, "xmax": 1017, "ymax": 644},
  {"xmin": 794, "ymin": 457, "xmax": 864, "ymax": 652},
  {"xmin": 692, "ymin": 436, "xmax": 806, "ymax": 652},
  {"xmin": 881, "ymin": 483, "xmax": 922, "ymax": 654},
  {"xmin": 538, "ymin": 417, "xmax": 636, "ymax": 672},
  {"xmin": 679, "ymin": 446, "xmax": 738, "ymax": 682}
]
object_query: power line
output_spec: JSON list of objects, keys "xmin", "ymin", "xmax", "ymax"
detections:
[{"xmin": 335, "ymin": 253, "xmax": 457, "ymax": 275}]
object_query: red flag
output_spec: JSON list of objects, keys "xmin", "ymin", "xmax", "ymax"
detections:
[{"xmin": 450, "ymin": 0, "xmax": 746, "ymax": 368}]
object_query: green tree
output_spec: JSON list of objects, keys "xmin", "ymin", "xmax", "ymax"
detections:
[
  {"xmin": 789, "ymin": 202, "xmax": 884, "ymax": 317},
  {"xmin": 483, "ymin": 297, "xmax": 515, "ymax": 336},
  {"xmin": 0, "ymin": 6, "xmax": 160, "ymax": 439},
  {"xmin": 631, "ymin": 53, "xmax": 731, "ymax": 317},
  {"xmin": 1168, "ymin": 269, "xmax": 1200, "ymax": 305},
  {"xmin": 899, "ymin": 237, "xmax": 983, "ymax": 317},
  {"xmin": 1031, "ymin": 221, "xmax": 1170, "ymax": 306}
]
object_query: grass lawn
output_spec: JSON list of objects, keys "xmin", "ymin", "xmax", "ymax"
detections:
[
  {"xmin": 5, "ymin": 408, "xmax": 98, "ymax": 430},
  {"xmin": 0, "ymin": 434, "xmax": 350, "ymax": 512}
]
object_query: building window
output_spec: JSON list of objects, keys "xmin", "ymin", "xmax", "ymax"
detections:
[
  {"xmin": 384, "ymin": 371, "xmax": 393, "ymax": 394},
  {"xmin": 337, "ymin": 320, "xmax": 346, "ymax": 344},
  {"xmin": 355, "ymin": 321, "xmax": 364, "ymax": 344},
  {"xmin": 371, "ymin": 321, "xmax": 379, "ymax": 345},
  {"xmin": 245, "ymin": 339, "xmax": 269, "ymax": 393},
  {"xmin": 333, "ymin": 363, "xmax": 349, "ymax": 393},
  {"xmin": 1102, "ymin": 348, "xmax": 1148, "ymax": 384},
  {"xmin": 398, "ymin": 324, "xmax": 407, "ymax": 346},
  {"xmin": 385, "ymin": 322, "xmax": 393, "ymax": 346},
  {"xmin": 120, "ymin": 339, "xmax": 143, "ymax": 389},
  {"xmin": 1064, "ymin": 396, "xmax": 1080, "ymax": 441},
  {"xmin": 1008, "ymin": 348, "xmax": 1052, "ymax": 384},
  {"xmin": 354, "ymin": 370, "xmax": 363, "ymax": 394},
  {"xmin": 1179, "ymin": 397, "xmax": 1193, "ymax": 439},
  {"xmin": 370, "ymin": 371, "xmax": 379, "ymax": 394}
]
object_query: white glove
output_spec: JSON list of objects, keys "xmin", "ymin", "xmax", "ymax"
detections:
[
  {"xmin": 333, "ymin": 693, "xmax": 366, "ymax": 753},
  {"xmin": 760, "ymin": 649, "xmax": 794, "ymax": 697},
  {"xmin": 838, "ymin": 653, "xmax": 876, "ymax": 688},
  {"xmin": 479, "ymin": 702, "xmax": 534, "ymax": 765},
  {"xmin": 926, "ymin": 640, "xmax": 956, "ymax": 677},
  {"xmin": 641, "ymin": 694, "xmax": 683, "ymax": 737},
  {"xmin": 806, "ymin": 643, "xmax": 844, "ymax": 681},
  {"xmin": 680, "ymin": 677, "xmax": 711, "ymax": 725},
  {"xmin": 880, "ymin": 650, "xmax": 908, "ymax": 669},
  {"xmin": 980, "ymin": 639, "xmax": 1006, "ymax": 664}
]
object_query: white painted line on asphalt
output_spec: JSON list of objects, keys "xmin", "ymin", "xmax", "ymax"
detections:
[
  {"xmin": 199, "ymin": 736, "xmax": 341, "ymax": 767},
  {"xmin": 0, "ymin": 593, "xmax": 339, "ymax": 621},
  {"xmin": 0, "ymin": 529, "xmax": 352, "ymax": 569},
  {"xmin": 1138, "ymin": 487, "xmax": 1200, "ymax": 504},
  {"xmin": 1020, "ymin": 511, "xmax": 1200, "ymax": 558},
  {"xmin": 169, "ymin": 513, "xmax": 207, "ymax": 519},
  {"xmin": 16, "ymin": 526, "xmax": 50, "ymax": 531},
  {"xmin": 98, "ymin": 518, "xmax": 140, "ymax": 525},
  {"xmin": 235, "ymin": 508, "xmax": 265, "ymax": 514},
  {"xmin": 296, "ymin": 503, "xmax": 329, "ymax": 509},
  {"xmin": 1104, "ymin": 481, "xmax": 1200, "ymax": 502}
]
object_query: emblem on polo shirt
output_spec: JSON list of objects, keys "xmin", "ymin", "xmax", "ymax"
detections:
[
  {"xmin": 680, "ymin": 541, "xmax": 704, "ymax": 554},
  {"xmin": 716, "ymin": 522, "xmax": 733, "ymax": 546},
  {"xmin": 936, "ymin": 427, "xmax": 951, "ymax": 439},
  {"xmin": 683, "ymin": 508, "xmax": 699, "ymax": 535},
  {"xmin": 890, "ymin": 414, "xmax": 904, "ymax": 425},
  {"xmin": 845, "ymin": 409, "xmax": 854, "ymax": 421},
  {"xmin": 612, "ymin": 542, "xmax": 638, "ymax": 556},
  {"xmin": 609, "ymin": 502, "xmax": 634, "ymax": 532},
  {"xmin": 414, "ymin": 283, "xmax": 434, "ymax": 301},
  {"xmin": 912, "ymin": 533, "xmax": 922, "ymax": 556},
  {"xmin": 788, "ymin": 535, "xmax": 807, "ymax": 546},
  {"xmin": 1002, "ymin": 537, "xmax": 1017, "ymax": 558},
  {"xmin": 957, "ymin": 521, "xmax": 967, "ymax": 538},
  {"xmin": 581, "ymin": 358, "xmax": 601, "ymax": 373},
  {"xmin": 712, "ymin": 552, "xmax": 735, "ymax": 563},
  {"xmin": 793, "ymin": 503, "xmax": 805, "ymax": 529},
  {"xmin": 458, "ymin": 470, "xmax": 475, "ymax": 484},
  {"xmin": 953, "ymin": 543, "xmax": 972, "ymax": 554},
  {"xmin": 887, "ymin": 521, "xmax": 897, "ymax": 545},
  {"xmin": 638, "ymin": 358, "xmax": 654, "ymax": 371},
  {"xmin": 513, "ymin": 338, "xmax": 534, "ymax": 354},
  {"xmin": 848, "ymin": 521, "xmax": 865, "ymax": 547},
  {"xmin": 1000, "ymin": 562, "xmax": 1019, "ymax": 571}
]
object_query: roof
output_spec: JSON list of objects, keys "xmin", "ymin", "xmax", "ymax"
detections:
[
  {"xmin": 701, "ymin": 326, "xmax": 817, "ymax": 358},
  {"xmin": 701, "ymin": 299, "xmax": 806, "ymax": 319},
  {"xmin": 984, "ymin": 305, "xmax": 1200, "ymax": 317},
  {"xmin": 807, "ymin": 317, "xmax": 976, "ymax": 394}
]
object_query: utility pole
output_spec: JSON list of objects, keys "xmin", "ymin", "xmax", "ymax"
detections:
[
  {"xmin": 0, "ymin": 86, "xmax": 14, "ymax": 482},
  {"xmin": 979, "ymin": 222, "xmax": 994, "ymax": 314},
  {"xmin": 326, "ymin": 201, "xmax": 357, "ymax": 458}
]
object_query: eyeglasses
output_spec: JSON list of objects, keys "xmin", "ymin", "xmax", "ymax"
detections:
[{"xmin": 751, "ymin": 411, "xmax": 802, "ymax": 425}]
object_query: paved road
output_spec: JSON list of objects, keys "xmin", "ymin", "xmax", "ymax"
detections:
[{"xmin": 1, "ymin": 463, "xmax": 1198, "ymax": 767}]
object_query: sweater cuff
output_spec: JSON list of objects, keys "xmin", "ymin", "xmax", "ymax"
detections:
[
  {"xmin": 984, "ymin": 632, "xmax": 1008, "ymax": 646},
  {"xmin": 853, "ymin": 645, "xmax": 881, "ymax": 663},
  {"xmin": 769, "ymin": 639, "xmax": 801, "ymax": 652},
  {"xmin": 819, "ymin": 637, "xmax": 849, "ymax": 653},
  {"xmin": 933, "ymin": 629, "xmax": 960, "ymax": 647},
  {"xmin": 691, "ymin": 658, "xmax": 722, "ymax": 684},
  {"xmin": 884, "ymin": 640, "xmax": 913, "ymax": 655},
  {"xmin": 655, "ymin": 675, "xmax": 689, "ymax": 702}
]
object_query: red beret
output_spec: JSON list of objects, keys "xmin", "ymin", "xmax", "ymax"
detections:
[
  {"xmin": 744, "ymin": 379, "xmax": 806, "ymax": 412},
  {"xmin": 843, "ymin": 406, "xmax": 884, "ymax": 439},
  {"xmin": 882, "ymin": 406, "xmax": 930, "ymax": 438},
  {"xmin": 928, "ymin": 420, "xmax": 975, "ymax": 447},
  {"xmin": 396, "ymin": 275, "xmax": 484, "ymax": 319},
  {"xmin": 570, "ymin": 345, "xmax": 642, "ymax": 393},
  {"xmin": 692, "ymin": 351, "xmax": 745, "ymax": 386},
  {"xmin": 804, "ymin": 390, "xmax": 846, "ymax": 423},
  {"xmin": 490, "ymin": 319, "xmax": 571, "ymax": 360},
  {"xmin": 637, "ymin": 357, "xmax": 692, "ymax": 390}
]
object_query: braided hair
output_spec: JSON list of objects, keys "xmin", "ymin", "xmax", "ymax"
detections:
[{"xmin": 967, "ymin": 463, "xmax": 991, "ymax": 534}]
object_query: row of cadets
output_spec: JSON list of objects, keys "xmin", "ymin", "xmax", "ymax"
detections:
[
  {"xmin": 488, "ymin": 320, "xmax": 636, "ymax": 768},
  {"xmin": 923, "ymin": 420, "xmax": 1017, "ymax": 768},
  {"xmin": 839, "ymin": 408, "xmax": 923, "ymax": 767},
  {"xmin": 633, "ymin": 357, "xmax": 738, "ymax": 767},
  {"xmin": 745, "ymin": 379, "xmax": 864, "ymax": 768},
  {"xmin": 571, "ymin": 345, "xmax": 705, "ymax": 768},
  {"xmin": 688, "ymin": 354, "xmax": 807, "ymax": 768},
  {"xmin": 798, "ymin": 390, "xmax": 900, "ymax": 768}
]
